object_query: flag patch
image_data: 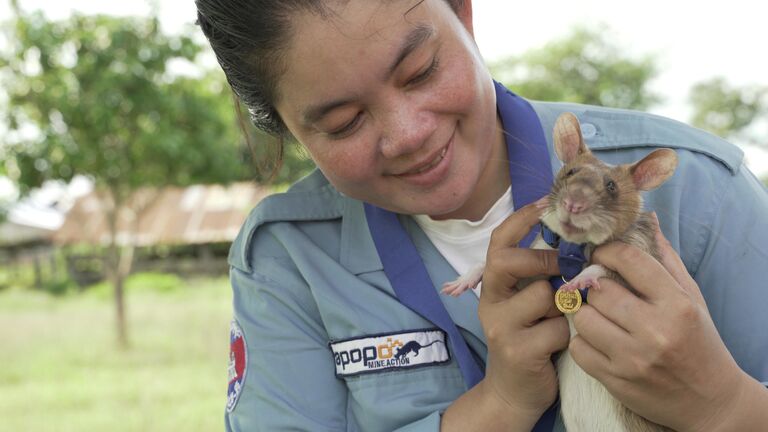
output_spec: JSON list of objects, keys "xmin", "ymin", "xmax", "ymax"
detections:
[{"xmin": 226, "ymin": 319, "xmax": 247, "ymax": 413}]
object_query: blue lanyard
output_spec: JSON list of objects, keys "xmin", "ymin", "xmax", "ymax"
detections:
[
  {"xmin": 542, "ymin": 224, "xmax": 590, "ymax": 301},
  {"xmin": 365, "ymin": 81, "xmax": 557, "ymax": 430}
]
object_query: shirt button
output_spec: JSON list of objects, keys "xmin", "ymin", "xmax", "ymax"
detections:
[{"xmin": 581, "ymin": 123, "xmax": 597, "ymax": 138}]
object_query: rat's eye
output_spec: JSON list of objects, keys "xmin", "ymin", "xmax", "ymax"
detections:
[
  {"xmin": 565, "ymin": 168, "xmax": 577, "ymax": 177},
  {"xmin": 605, "ymin": 179, "xmax": 617, "ymax": 193}
]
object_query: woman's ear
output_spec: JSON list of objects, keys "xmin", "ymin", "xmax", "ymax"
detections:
[{"xmin": 455, "ymin": 0, "xmax": 474, "ymax": 36}]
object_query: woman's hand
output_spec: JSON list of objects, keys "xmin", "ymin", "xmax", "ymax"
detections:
[
  {"xmin": 569, "ymin": 214, "xmax": 764, "ymax": 431},
  {"xmin": 482, "ymin": 203, "xmax": 569, "ymax": 424},
  {"xmin": 442, "ymin": 202, "xmax": 568, "ymax": 431}
]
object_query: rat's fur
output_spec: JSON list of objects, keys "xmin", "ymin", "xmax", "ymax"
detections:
[{"xmin": 542, "ymin": 113, "xmax": 677, "ymax": 432}]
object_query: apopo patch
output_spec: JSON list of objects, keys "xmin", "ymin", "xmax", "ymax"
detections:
[{"xmin": 329, "ymin": 329, "xmax": 450, "ymax": 378}]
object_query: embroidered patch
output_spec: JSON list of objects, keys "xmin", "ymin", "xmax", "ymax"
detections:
[
  {"xmin": 329, "ymin": 329, "xmax": 450, "ymax": 378},
  {"xmin": 226, "ymin": 319, "xmax": 247, "ymax": 413}
]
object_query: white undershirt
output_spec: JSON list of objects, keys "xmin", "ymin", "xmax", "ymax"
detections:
[{"xmin": 413, "ymin": 187, "xmax": 514, "ymax": 297}]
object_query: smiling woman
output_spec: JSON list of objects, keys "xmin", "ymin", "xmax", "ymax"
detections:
[
  {"xmin": 268, "ymin": 1, "xmax": 507, "ymax": 220},
  {"xmin": 195, "ymin": 1, "xmax": 768, "ymax": 431}
]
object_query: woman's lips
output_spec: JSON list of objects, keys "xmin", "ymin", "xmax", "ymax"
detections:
[
  {"xmin": 393, "ymin": 133, "xmax": 454, "ymax": 187},
  {"xmin": 402, "ymin": 147, "xmax": 448, "ymax": 175}
]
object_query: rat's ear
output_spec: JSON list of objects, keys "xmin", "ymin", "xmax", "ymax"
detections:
[
  {"xmin": 554, "ymin": 112, "xmax": 589, "ymax": 163},
  {"xmin": 630, "ymin": 148, "xmax": 678, "ymax": 191}
]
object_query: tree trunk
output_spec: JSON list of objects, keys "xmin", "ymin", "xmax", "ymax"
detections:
[
  {"xmin": 104, "ymin": 186, "xmax": 157, "ymax": 348},
  {"xmin": 105, "ymin": 188, "xmax": 129, "ymax": 349},
  {"xmin": 113, "ymin": 247, "xmax": 128, "ymax": 348},
  {"xmin": 49, "ymin": 251, "xmax": 57, "ymax": 281},
  {"xmin": 33, "ymin": 255, "xmax": 42, "ymax": 290}
]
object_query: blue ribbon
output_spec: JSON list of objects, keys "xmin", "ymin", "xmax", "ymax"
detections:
[
  {"xmin": 364, "ymin": 205, "xmax": 484, "ymax": 388},
  {"xmin": 541, "ymin": 223, "xmax": 589, "ymax": 301}
]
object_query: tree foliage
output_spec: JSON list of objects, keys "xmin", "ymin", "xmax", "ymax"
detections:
[
  {"xmin": 491, "ymin": 26, "xmax": 661, "ymax": 110},
  {"xmin": 0, "ymin": 11, "xmax": 251, "ymax": 196},
  {"xmin": 0, "ymin": 9, "xmax": 260, "ymax": 346},
  {"xmin": 688, "ymin": 77, "xmax": 767, "ymax": 146}
]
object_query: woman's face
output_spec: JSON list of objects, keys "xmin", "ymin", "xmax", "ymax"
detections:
[{"xmin": 275, "ymin": 0, "xmax": 505, "ymax": 219}]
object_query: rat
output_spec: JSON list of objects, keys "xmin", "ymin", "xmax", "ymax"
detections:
[
  {"xmin": 442, "ymin": 112, "xmax": 678, "ymax": 431},
  {"xmin": 539, "ymin": 112, "xmax": 677, "ymax": 295},
  {"xmin": 393, "ymin": 340, "xmax": 445, "ymax": 360}
]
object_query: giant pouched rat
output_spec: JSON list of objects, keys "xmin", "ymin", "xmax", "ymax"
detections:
[{"xmin": 442, "ymin": 112, "xmax": 678, "ymax": 431}]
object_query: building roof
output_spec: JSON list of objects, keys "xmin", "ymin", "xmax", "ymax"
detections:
[
  {"xmin": 0, "ymin": 221, "xmax": 54, "ymax": 247},
  {"xmin": 54, "ymin": 182, "xmax": 272, "ymax": 246}
]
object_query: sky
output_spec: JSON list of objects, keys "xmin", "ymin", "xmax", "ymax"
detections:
[{"xmin": 1, "ymin": 0, "xmax": 766, "ymax": 180}]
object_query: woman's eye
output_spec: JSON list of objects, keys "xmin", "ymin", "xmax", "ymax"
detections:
[
  {"xmin": 408, "ymin": 56, "xmax": 439, "ymax": 86},
  {"xmin": 328, "ymin": 113, "xmax": 362, "ymax": 139}
]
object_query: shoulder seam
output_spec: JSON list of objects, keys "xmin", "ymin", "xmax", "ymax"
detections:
[
  {"xmin": 229, "ymin": 179, "xmax": 345, "ymax": 272},
  {"xmin": 530, "ymin": 101, "xmax": 745, "ymax": 175}
]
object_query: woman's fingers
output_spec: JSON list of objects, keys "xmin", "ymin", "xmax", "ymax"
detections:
[
  {"xmin": 650, "ymin": 213, "xmax": 702, "ymax": 301},
  {"xmin": 583, "ymin": 278, "xmax": 647, "ymax": 333},
  {"xmin": 488, "ymin": 201, "xmax": 546, "ymax": 250},
  {"xmin": 505, "ymin": 280, "xmax": 561, "ymax": 325},
  {"xmin": 527, "ymin": 313, "xmax": 571, "ymax": 357},
  {"xmin": 591, "ymin": 242, "xmax": 682, "ymax": 303},
  {"xmin": 572, "ymin": 302, "xmax": 633, "ymax": 359},
  {"xmin": 481, "ymin": 243, "xmax": 559, "ymax": 304},
  {"xmin": 568, "ymin": 334, "xmax": 612, "ymax": 382},
  {"xmin": 488, "ymin": 247, "xmax": 560, "ymax": 278}
]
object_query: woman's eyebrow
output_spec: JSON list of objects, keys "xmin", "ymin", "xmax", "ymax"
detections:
[
  {"xmin": 387, "ymin": 23, "xmax": 434, "ymax": 77},
  {"xmin": 301, "ymin": 24, "xmax": 435, "ymax": 126}
]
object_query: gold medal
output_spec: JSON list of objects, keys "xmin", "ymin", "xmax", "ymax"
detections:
[{"xmin": 555, "ymin": 287, "xmax": 582, "ymax": 314}]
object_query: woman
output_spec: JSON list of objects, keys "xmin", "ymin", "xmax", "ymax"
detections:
[{"xmin": 196, "ymin": 1, "xmax": 768, "ymax": 430}]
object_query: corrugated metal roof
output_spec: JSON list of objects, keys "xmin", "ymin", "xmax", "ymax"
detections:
[
  {"xmin": 0, "ymin": 221, "xmax": 54, "ymax": 247},
  {"xmin": 54, "ymin": 182, "xmax": 272, "ymax": 246}
]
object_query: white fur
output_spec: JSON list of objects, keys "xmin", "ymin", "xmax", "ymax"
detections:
[
  {"xmin": 533, "ymin": 233, "xmax": 642, "ymax": 431},
  {"xmin": 558, "ymin": 318, "xmax": 633, "ymax": 432},
  {"xmin": 540, "ymin": 210, "xmax": 612, "ymax": 246}
]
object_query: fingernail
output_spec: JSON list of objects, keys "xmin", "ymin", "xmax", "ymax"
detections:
[{"xmin": 534, "ymin": 196, "xmax": 549, "ymax": 210}]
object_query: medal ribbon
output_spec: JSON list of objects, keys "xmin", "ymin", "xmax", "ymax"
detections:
[
  {"xmin": 542, "ymin": 224, "xmax": 590, "ymax": 301},
  {"xmin": 364, "ymin": 81, "xmax": 557, "ymax": 430}
]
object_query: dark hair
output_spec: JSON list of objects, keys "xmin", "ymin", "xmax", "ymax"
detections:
[{"xmin": 195, "ymin": 0, "xmax": 465, "ymax": 138}]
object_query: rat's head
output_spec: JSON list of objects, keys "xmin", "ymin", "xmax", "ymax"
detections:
[{"xmin": 541, "ymin": 113, "xmax": 678, "ymax": 245}]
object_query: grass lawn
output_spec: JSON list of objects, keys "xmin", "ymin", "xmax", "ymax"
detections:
[{"xmin": 0, "ymin": 275, "xmax": 232, "ymax": 432}]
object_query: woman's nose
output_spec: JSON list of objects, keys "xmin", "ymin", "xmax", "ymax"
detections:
[{"xmin": 379, "ymin": 102, "xmax": 436, "ymax": 159}]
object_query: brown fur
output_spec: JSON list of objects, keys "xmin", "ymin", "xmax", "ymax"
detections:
[{"xmin": 543, "ymin": 113, "xmax": 677, "ymax": 432}]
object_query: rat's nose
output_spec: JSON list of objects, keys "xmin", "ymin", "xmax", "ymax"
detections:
[
  {"xmin": 563, "ymin": 197, "xmax": 587, "ymax": 214},
  {"xmin": 563, "ymin": 189, "xmax": 591, "ymax": 214}
]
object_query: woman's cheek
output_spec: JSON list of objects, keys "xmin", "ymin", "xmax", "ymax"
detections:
[{"xmin": 313, "ymin": 140, "xmax": 379, "ymax": 185}]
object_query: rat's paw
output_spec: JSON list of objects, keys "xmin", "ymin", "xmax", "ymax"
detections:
[
  {"xmin": 563, "ymin": 264, "xmax": 606, "ymax": 291},
  {"xmin": 441, "ymin": 263, "xmax": 484, "ymax": 297},
  {"xmin": 441, "ymin": 280, "xmax": 473, "ymax": 297}
]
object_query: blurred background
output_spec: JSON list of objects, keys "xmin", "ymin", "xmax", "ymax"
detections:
[{"xmin": 0, "ymin": 0, "xmax": 765, "ymax": 431}]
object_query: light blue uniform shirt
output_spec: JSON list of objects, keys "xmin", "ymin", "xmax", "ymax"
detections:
[{"xmin": 225, "ymin": 100, "xmax": 768, "ymax": 431}]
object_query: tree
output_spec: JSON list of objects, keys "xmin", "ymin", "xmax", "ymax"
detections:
[
  {"xmin": 0, "ymin": 8, "xmax": 251, "ymax": 347},
  {"xmin": 490, "ymin": 26, "xmax": 661, "ymax": 110},
  {"xmin": 688, "ymin": 77, "xmax": 767, "ymax": 148}
]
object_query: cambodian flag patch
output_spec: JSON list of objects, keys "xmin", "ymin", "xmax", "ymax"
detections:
[{"xmin": 226, "ymin": 319, "xmax": 247, "ymax": 413}]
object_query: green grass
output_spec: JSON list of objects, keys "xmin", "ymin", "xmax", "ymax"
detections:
[{"xmin": 0, "ymin": 274, "xmax": 232, "ymax": 432}]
